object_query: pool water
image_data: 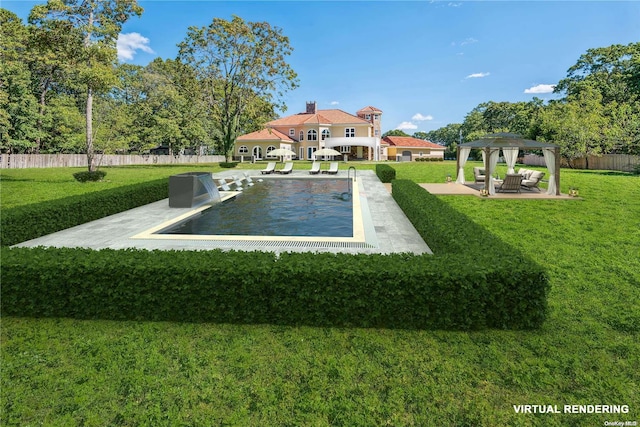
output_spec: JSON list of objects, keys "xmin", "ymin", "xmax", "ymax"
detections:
[{"xmin": 159, "ymin": 178, "xmax": 353, "ymax": 237}]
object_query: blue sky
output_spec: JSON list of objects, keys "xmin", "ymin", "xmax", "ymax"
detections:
[{"xmin": 5, "ymin": 1, "xmax": 639, "ymax": 134}]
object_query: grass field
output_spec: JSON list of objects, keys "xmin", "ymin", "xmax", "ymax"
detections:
[{"xmin": 1, "ymin": 162, "xmax": 639, "ymax": 426}]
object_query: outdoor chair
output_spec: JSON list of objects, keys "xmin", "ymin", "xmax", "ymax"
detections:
[
  {"xmin": 242, "ymin": 172, "xmax": 255, "ymax": 186},
  {"xmin": 231, "ymin": 175, "xmax": 244, "ymax": 191},
  {"xmin": 323, "ymin": 162, "xmax": 339, "ymax": 175},
  {"xmin": 474, "ymin": 167, "xmax": 486, "ymax": 184},
  {"xmin": 260, "ymin": 162, "xmax": 276, "ymax": 174},
  {"xmin": 309, "ymin": 161, "xmax": 321, "ymax": 175},
  {"xmin": 520, "ymin": 170, "xmax": 545, "ymax": 192},
  {"xmin": 276, "ymin": 162, "xmax": 293, "ymax": 174},
  {"xmin": 217, "ymin": 179, "xmax": 232, "ymax": 192},
  {"xmin": 496, "ymin": 174, "xmax": 523, "ymax": 193}
]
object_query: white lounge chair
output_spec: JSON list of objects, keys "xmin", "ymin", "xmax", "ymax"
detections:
[
  {"xmin": 243, "ymin": 172, "xmax": 255, "ymax": 186},
  {"xmin": 231, "ymin": 175, "xmax": 244, "ymax": 191},
  {"xmin": 261, "ymin": 162, "xmax": 276, "ymax": 174},
  {"xmin": 323, "ymin": 162, "xmax": 339, "ymax": 175},
  {"xmin": 276, "ymin": 162, "xmax": 293, "ymax": 174},
  {"xmin": 217, "ymin": 179, "xmax": 232, "ymax": 191},
  {"xmin": 309, "ymin": 161, "xmax": 321, "ymax": 175}
]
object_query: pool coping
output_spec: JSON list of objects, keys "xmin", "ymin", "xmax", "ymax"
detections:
[{"xmin": 13, "ymin": 170, "xmax": 431, "ymax": 255}]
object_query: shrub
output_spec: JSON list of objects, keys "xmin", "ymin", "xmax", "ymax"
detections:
[
  {"xmin": 73, "ymin": 170, "xmax": 107, "ymax": 182},
  {"xmin": 219, "ymin": 162, "xmax": 238, "ymax": 168},
  {"xmin": 375, "ymin": 164, "xmax": 396, "ymax": 183},
  {"xmin": 1, "ymin": 179, "xmax": 168, "ymax": 246},
  {"xmin": 1, "ymin": 179, "xmax": 550, "ymax": 330}
]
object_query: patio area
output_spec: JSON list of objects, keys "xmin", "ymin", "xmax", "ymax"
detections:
[{"xmin": 418, "ymin": 183, "xmax": 578, "ymax": 199}]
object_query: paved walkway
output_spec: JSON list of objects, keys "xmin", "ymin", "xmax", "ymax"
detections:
[{"xmin": 15, "ymin": 170, "xmax": 431, "ymax": 255}]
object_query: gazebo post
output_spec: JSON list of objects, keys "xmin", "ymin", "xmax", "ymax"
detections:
[
  {"xmin": 484, "ymin": 146, "xmax": 491, "ymax": 192},
  {"xmin": 456, "ymin": 146, "xmax": 460, "ymax": 181},
  {"xmin": 555, "ymin": 147, "xmax": 561, "ymax": 195}
]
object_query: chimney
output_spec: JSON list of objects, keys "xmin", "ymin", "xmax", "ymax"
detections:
[{"xmin": 306, "ymin": 101, "xmax": 317, "ymax": 114}]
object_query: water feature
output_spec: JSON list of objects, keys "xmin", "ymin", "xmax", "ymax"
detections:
[{"xmin": 168, "ymin": 172, "xmax": 220, "ymax": 208}]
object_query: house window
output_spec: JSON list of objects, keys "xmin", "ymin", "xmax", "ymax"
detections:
[
  {"xmin": 321, "ymin": 129, "xmax": 330, "ymax": 140},
  {"xmin": 340, "ymin": 145, "xmax": 351, "ymax": 153},
  {"xmin": 374, "ymin": 114, "xmax": 380, "ymax": 121},
  {"xmin": 307, "ymin": 129, "xmax": 317, "ymax": 141},
  {"xmin": 266, "ymin": 145, "xmax": 276, "ymax": 155},
  {"xmin": 374, "ymin": 129, "xmax": 380, "ymax": 137},
  {"xmin": 345, "ymin": 128, "xmax": 355, "ymax": 138},
  {"xmin": 289, "ymin": 129, "xmax": 295, "ymax": 137},
  {"xmin": 238, "ymin": 145, "xmax": 249, "ymax": 154},
  {"xmin": 299, "ymin": 130, "xmax": 304, "ymax": 141},
  {"xmin": 365, "ymin": 114, "xmax": 371, "ymax": 120}
]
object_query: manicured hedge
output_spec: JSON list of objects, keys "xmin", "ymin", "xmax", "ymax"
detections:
[
  {"xmin": 375, "ymin": 163, "xmax": 396, "ymax": 183},
  {"xmin": 1, "ymin": 179, "xmax": 168, "ymax": 247},
  {"xmin": 0, "ymin": 178, "xmax": 550, "ymax": 330},
  {"xmin": 1, "ymin": 245, "xmax": 545, "ymax": 330}
]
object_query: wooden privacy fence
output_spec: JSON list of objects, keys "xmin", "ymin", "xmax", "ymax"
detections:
[
  {"xmin": 524, "ymin": 154, "xmax": 640, "ymax": 172},
  {"xmin": 0, "ymin": 154, "xmax": 226, "ymax": 169}
]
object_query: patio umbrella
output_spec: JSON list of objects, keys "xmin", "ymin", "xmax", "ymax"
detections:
[
  {"xmin": 313, "ymin": 148, "xmax": 342, "ymax": 160},
  {"xmin": 267, "ymin": 148, "xmax": 296, "ymax": 162}
]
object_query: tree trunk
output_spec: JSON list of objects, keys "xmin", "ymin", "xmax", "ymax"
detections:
[
  {"xmin": 86, "ymin": 86, "xmax": 95, "ymax": 172},
  {"xmin": 85, "ymin": 10, "xmax": 95, "ymax": 173}
]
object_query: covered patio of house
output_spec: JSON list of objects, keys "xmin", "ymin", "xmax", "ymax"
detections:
[{"xmin": 455, "ymin": 133, "xmax": 561, "ymax": 196}]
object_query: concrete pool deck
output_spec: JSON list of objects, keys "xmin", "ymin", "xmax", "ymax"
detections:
[{"xmin": 14, "ymin": 170, "xmax": 431, "ymax": 255}]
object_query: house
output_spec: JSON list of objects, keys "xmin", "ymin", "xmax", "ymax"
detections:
[
  {"xmin": 235, "ymin": 102, "xmax": 383, "ymax": 161},
  {"xmin": 381, "ymin": 136, "xmax": 445, "ymax": 162}
]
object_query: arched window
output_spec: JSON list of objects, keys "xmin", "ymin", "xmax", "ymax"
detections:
[
  {"xmin": 321, "ymin": 129, "xmax": 331, "ymax": 140},
  {"xmin": 266, "ymin": 145, "xmax": 276, "ymax": 155},
  {"xmin": 238, "ymin": 145, "xmax": 249, "ymax": 154},
  {"xmin": 299, "ymin": 130, "xmax": 304, "ymax": 141},
  {"xmin": 307, "ymin": 129, "xmax": 317, "ymax": 141}
]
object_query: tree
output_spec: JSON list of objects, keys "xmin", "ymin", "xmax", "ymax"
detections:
[
  {"xmin": 555, "ymin": 42, "xmax": 640, "ymax": 105},
  {"xmin": 0, "ymin": 9, "xmax": 40, "ymax": 152},
  {"xmin": 29, "ymin": 0, "xmax": 143, "ymax": 172},
  {"xmin": 178, "ymin": 15, "xmax": 298, "ymax": 161},
  {"xmin": 381, "ymin": 129, "xmax": 410, "ymax": 138}
]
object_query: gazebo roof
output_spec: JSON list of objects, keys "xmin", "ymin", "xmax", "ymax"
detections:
[{"xmin": 459, "ymin": 133, "xmax": 559, "ymax": 149}]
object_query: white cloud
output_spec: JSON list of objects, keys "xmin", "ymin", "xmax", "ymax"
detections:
[
  {"xmin": 396, "ymin": 121, "xmax": 418, "ymax": 130},
  {"xmin": 448, "ymin": 2, "xmax": 462, "ymax": 7},
  {"xmin": 465, "ymin": 72, "xmax": 490, "ymax": 79},
  {"xmin": 330, "ymin": 101, "xmax": 339, "ymax": 105},
  {"xmin": 460, "ymin": 37, "xmax": 478, "ymax": 46},
  {"xmin": 117, "ymin": 32, "xmax": 154, "ymax": 61},
  {"xmin": 412, "ymin": 113, "xmax": 433, "ymax": 121},
  {"xmin": 524, "ymin": 84, "xmax": 556, "ymax": 94}
]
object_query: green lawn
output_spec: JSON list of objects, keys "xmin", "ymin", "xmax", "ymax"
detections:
[{"xmin": 2, "ymin": 162, "xmax": 639, "ymax": 426}]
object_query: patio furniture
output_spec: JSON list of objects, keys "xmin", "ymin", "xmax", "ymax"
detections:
[
  {"xmin": 473, "ymin": 167, "xmax": 486, "ymax": 184},
  {"xmin": 517, "ymin": 169, "xmax": 545, "ymax": 191},
  {"xmin": 496, "ymin": 174, "xmax": 523, "ymax": 193},
  {"xmin": 217, "ymin": 179, "xmax": 232, "ymax": 191},
  {"xmin": 242, "ymin": 172, "xmax": 255, "ymax": 186},
  {"xmin": 309, "ymin": 161, "xmax": 321, "ymax": 175},
  {"xmin": 260, "ymin": 162, "xmax": 276, "ymax": 174},
  {"xmin": 323, "ymin": 162, "xmax": 339, "ymax": 175},
  {"xmin": 276, "ymin": 162, "xmax": 293, "ymax": 174}
]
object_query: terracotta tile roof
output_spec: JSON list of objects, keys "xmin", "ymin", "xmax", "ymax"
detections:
[
  {"xmin": 237, "ymin": 128, "xmax": 294, "ymax": 142},
  {"xmin": 357, "ymin": 106, "xmax": 383, "ymax": 113},
  {"xmin": 267, "ymin": 109, "xmax": 370, "ymax": 126},
  {"xmin": 382, "ymin": 136, "xmax": 445, "ymax": 149}
]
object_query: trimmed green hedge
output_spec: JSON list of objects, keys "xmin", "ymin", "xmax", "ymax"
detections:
[
  {"xmin": 376, "ymin": 164, "xmax": 396, "ymax": 183},
  {"xmin": 1, "ymin": 245, "xmax": 546, "ymax": 329},
  {"xmin": 1, "ymin": 179, "xmax": 168, "ymax": 247},
  {"xmin": 0, "ymin": 178, "xmax": 550, "ymax": 330}
]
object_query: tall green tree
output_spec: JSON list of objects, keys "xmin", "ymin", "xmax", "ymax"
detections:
[
  {"xmin": 178, "ymin": 15, "xmax": 298, "ymax": 161},
  {"xmin": 0, "ymin": 9, "xmax": 40, "ymax": 152},
  {"xmin": 382, "ymin": 129, "xmax": 410, "ymax": 138},
  {"xmin": 555, "ymin": 42, "xmax": 640, "ymax": 105},
  {"xmin": 29, "ymin": 0, "xmax": 143, "ymax": 172}
]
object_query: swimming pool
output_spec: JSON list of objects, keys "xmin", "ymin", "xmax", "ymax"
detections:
[{"xmin": 159, "ymin": 178, "xmax": 353, "ymax": 237}]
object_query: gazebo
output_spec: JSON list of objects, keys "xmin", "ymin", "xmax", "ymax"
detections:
[{"xmin": 456, "ymin": 133, "xmax": 561, "ymax": 196}]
